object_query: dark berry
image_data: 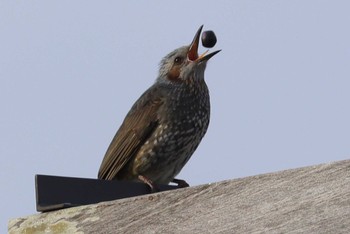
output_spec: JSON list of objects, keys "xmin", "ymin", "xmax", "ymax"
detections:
[{"xmin": 201, "ymin": 30, "xmax": 217, "ymax": 48}]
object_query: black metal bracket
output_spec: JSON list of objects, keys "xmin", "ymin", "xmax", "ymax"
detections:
[{"xmin": 35, "ymin": 174, "xmax": 179, "ymax": 212}]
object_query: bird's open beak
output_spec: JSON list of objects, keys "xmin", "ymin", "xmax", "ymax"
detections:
[{"xmin": 187, "ymin": 25, "xmax": 221, "ymax": 63}]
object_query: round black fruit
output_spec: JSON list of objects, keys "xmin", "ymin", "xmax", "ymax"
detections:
[{"xmin": 201, "ymin": 30, "xmax": 217, "ymax": 48}]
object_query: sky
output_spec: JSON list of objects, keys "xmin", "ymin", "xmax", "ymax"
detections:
[{"xmin": 1, "ymin": 1, "xmax": 350, "ymax": 231}]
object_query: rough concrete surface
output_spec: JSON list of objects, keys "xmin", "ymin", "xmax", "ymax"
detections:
[{"xmin": 9, "ymin": 160, "xmax": 350, "ymax": 233}]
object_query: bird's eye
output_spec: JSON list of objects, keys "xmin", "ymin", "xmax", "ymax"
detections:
[{"xmin": 174, "ymin": 56, "xmax": 183, "ymax": 64}]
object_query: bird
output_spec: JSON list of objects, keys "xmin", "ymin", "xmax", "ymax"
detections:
[{"xmin": 98, "ymin": 25, "xmax": 220, "ymax": 191}]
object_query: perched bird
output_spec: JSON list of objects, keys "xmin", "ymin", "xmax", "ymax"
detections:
[{"xmin": 98, "ymin": 25, "xmax": 220, "ymax": 190}]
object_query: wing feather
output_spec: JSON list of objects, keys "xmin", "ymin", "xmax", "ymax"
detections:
[{"xmin": 98, "ymin": 86, "xmax": 163, "ymax": 180}]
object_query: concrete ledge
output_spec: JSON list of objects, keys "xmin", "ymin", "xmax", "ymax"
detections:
[{"xmin": 9, "ymin": 160, "xmax": 350, "ymax": 233}]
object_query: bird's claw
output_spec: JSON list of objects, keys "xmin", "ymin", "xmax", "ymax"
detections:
[
  {"xmin": 172, "ymin": 178, "xmax": 190, "ymax": 188},
  {"xmin": 138, "ymin": 175, "xmax": 159, "ymax": 192}
]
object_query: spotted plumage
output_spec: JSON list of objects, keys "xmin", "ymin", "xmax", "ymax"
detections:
[{"xmin": 98, "ymin": 26, "xmax": 220, "ymax": 188}]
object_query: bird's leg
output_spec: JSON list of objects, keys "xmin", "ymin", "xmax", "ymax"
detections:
[
  {"xmin": 172, "ymin": 178, "xmax": 190, "ymax": 188},
  {"xmin": 138, "ymin": 175, "xmax": 159, "ymax": 192}
]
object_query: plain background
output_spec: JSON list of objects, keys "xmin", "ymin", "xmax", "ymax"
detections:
[{"xmin": 1, "ymin": 1, "xmax": 349, "ymax": 231}]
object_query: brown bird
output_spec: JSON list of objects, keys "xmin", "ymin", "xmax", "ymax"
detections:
[{"xmin": 98, "ymin": 25, "xmax": 220, "ymax": 190}]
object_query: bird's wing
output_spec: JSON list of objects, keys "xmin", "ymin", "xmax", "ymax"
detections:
[{"xmin": 98, "ymin": 86, "xmax": 164, "ymax": 180}]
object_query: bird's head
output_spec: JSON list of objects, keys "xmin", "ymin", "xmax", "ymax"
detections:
[{"xmin": 157, "ymin": 25, "xmax": 220, "ymax": 85}]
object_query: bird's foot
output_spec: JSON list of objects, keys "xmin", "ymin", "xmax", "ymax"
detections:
[
  {"xmin": 138, "ymin": 175, "xmax": 159, "ymax": 192},
  {"xmin": 172, "ymin": 178, "xmax": 190, "ymax": 188}
]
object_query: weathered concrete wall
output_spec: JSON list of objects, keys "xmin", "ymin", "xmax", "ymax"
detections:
[{"xmin": 9, "ymin": 160, "xmax": 350, "ymax": 233}]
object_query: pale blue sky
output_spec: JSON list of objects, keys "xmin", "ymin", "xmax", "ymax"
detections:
[{"xmin": 1, "ymin": 1, "xmax": 350, "ymax": 231}]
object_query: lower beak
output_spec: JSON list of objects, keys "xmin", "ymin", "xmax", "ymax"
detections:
[{"xmin": 187, "ymin": 25, "xmax": 221, "ymax": 63}]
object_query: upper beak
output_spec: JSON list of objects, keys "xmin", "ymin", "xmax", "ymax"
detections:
[{"xmin": 187, "ymin": 25, "xmax": 221, "ymax": 63}]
